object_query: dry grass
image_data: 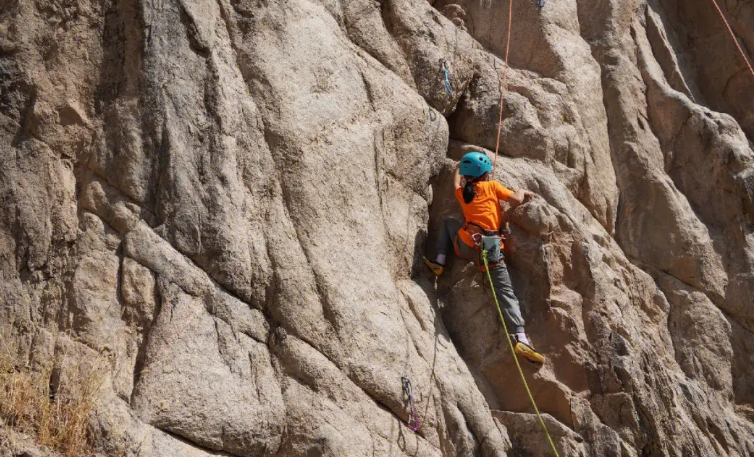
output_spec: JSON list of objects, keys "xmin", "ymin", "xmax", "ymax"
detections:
[{"xmin": 0, "ymin": 328, "xmax": 103, "ymax": 457}]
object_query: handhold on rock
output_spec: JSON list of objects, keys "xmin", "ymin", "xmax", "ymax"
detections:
[{"xmin": 58, "ymin": 100, "xmax": 88, "ymax": 126}]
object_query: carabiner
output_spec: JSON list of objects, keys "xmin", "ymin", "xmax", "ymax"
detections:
[
  {"xmin": 401, "ymin": 376, "xmax": 412, "ymax": 396},
  {"xmin": 472, "ymin": 232, "xmax": 483, "ymax": 247}
]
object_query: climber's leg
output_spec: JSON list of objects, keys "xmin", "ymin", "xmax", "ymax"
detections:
[
  {"xmin": 424, "ymin": 218, "xmax": 463, "ymax": 275},
  {"xmin": 437, "ymin": 218, "xmax": 463, "ymax": 260},
  {"xmin": 486, "ymin": 260, "xmax": 525, "ymax": 334},
  {"xmin": 487, "ymin": 260, "xmax": 544, "ymax": 363}
]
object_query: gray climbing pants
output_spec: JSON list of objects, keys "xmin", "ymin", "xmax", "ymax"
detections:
[{"xmin": 436, "ymin": 218, "xmax": 526, "ymax": 334}]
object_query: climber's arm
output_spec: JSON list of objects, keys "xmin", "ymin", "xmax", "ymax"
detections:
[
  {"xmin": 493, "ymin": 182, "xmax": 534, "ymax": 206},
  {"xmin": 507, "ymin": 189, "xmax": 535, "ymax": 206}
]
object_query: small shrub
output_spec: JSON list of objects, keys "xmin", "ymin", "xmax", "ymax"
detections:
[{"xmin": 0, "ymin": 327, "xmax": 103, "ymax": 457}]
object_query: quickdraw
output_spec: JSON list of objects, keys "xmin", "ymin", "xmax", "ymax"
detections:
[
  {"xmin": 536, "ymin": 0, "xmax": 545, "ymax": 8},
  {"xmin": 401, "ymin": 376, "xmax": 420, "ymax": 432},
  {"xmin": 440, "ymin": 58, "xmax": 453, "ymax": 95}
]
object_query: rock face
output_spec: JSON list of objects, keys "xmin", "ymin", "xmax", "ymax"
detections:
[{"xmin": 1, "ymin": 0, "xmax": 754, "ymax": 455}]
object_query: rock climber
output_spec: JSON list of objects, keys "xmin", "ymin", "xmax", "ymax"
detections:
[{"xmin": 424, "ymin": 151, "xmax": 544, "ymax": 364}]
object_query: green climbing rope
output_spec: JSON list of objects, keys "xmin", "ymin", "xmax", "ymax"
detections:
[{"xmin": 481, "ymin": 249, "xmax": 561, "ymax": 457}]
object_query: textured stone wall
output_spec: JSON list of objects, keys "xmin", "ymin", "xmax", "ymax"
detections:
[{"xmin": 1, "ymin": 0, "xmax": 754, "ymax": 455}]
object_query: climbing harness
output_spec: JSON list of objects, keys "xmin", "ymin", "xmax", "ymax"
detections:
[
  {"xmin": 465, "ymin": 221, "xmax": 504, "ymax": 238},
  {"xmin": 401, "ymin": 376, "xmax": 420, "ymax": 432},
  {"xmin": 452, "ymin": 223, "xmax": 509, "ymax": 269},
  {"xmin": 472, "ymin": 230, "xmax": 509, "ymax": 270},
  {"xmin": 492, "ymin": 0, "xmax": 514, "ymax": 175},
  {"xmin": 536, "ymin": 0, "xmax": 545, "ymax": 8},
  {"xmin": 708, "ymin": 0, "xmax": 754, "ymax": 84},
  {"xmin": 481, "ymin": 248, "xmax": 561, "ymax": 457},
  {"xmin": 440, "ymin": 58, "xmax": 453, "ymax": 95}
]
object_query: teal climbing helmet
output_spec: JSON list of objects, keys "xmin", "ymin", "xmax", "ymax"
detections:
[{"xmin": 459, "ymin": 151, "xmax": 492, "ymax": 178}]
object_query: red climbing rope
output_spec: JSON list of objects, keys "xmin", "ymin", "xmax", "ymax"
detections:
[
  {"xmin": 492, "ymin": 0, "xmax": 514, "ymax": 176},
  {"xmin": 708, "ymin": 0, "xmax": 754, "ymax": 84}
]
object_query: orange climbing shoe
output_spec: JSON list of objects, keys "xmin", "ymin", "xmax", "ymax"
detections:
[
  {"xmin": 423, "ymin": 257, "xmax": 445, "ymax": 276},
  {"xmin": 514, "ymin": 340, "xmax": 545, "ymax": 364}
]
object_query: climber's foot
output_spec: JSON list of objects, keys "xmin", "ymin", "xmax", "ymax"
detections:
[
  {"xmin": 513, "ymin": 338, "xmax": 545, "ymax": 364},
  {"xmin": 423, "ymin": 257, "xmax": 445, "ymax": 276}
]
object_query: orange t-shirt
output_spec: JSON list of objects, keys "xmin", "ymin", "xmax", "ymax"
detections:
[{"xmin": 454, "ymin": 181, "xmax": 514, "ymax": 247}]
